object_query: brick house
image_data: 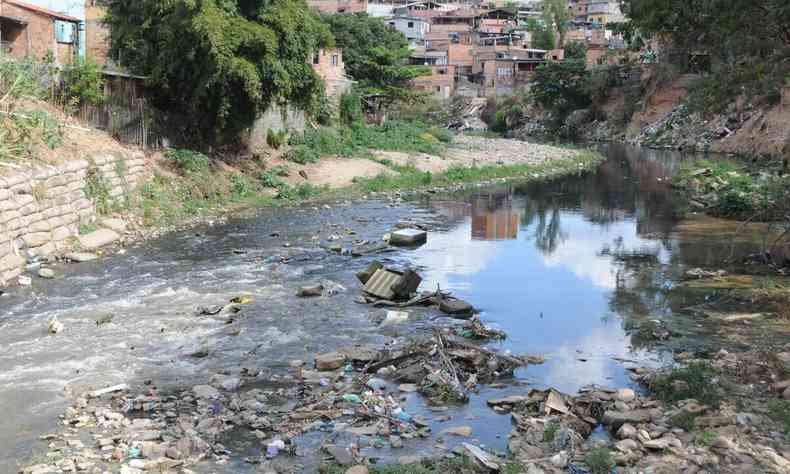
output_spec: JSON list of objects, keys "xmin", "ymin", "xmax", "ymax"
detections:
[
  {"xmin": 84, "ymin": 0, "xmax": 109, "ymax": 66},
  {"xmin": 311, "ymin": 48, "xmax": 353, "ymax": 102},
  {"xmin": 412, "ymin": 64, "xmax": 455, "ymax": 100},
  {"xmin": 0, "ymin": 0, "xmax": 80, "ymax": 65}
]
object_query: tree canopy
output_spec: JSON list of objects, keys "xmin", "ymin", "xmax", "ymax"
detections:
[
  {"xmin": 103, "ymin": 0, "xmax": 333, "ymax": 143},
  {"xmin": 322, "ymin": 13, "xmax": 429, "ymax": 104},
  {"xmin": 526, "ymin": 18, "xmax": 555, "ymax": 50},
  {"xmin": 623, "ymin": 0, "xmax": 790, "ymax": 58}
]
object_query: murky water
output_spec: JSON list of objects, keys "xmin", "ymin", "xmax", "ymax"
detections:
[{"xmin": 0, "ymin": 144, "xmax": 779, "ymax": 471}]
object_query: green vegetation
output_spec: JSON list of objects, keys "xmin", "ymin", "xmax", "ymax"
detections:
[
  {"xmin": 584, "ymin": 448, "xmax": 614, "ymax": 474},
  {"xmin": 543, "ymin": 422, "xmax": 560, "ymax": 442},
  {"xmin": 266, "ymin": 129, "xmax": 288, "ymax": 150},
  {"xmin": 564, "ymin": 41, "xmax": 588, "ymax": 60},
  {"xmin": 60, "ymin": 58, "xmax": 105, "ymax": 107},
  {"xmin": 675, "ymin": 159, "xmax": 790, "ymax": 220},
  {"xmin": 322, "ymin": 13, "xmax": 430, "ymax": 105},
  {"xmin": 651, "ymin": 363, "xmax": 725, "ymax": 408},
  {"xmin": 84, "ymin": 168, "xmax": 114, "ymax": 216},
  {"xmin": 696, "ymin": 430, "xmax": 718, "ymax": 447},
  {"xmin": 525, "ymin": 18, "xmax": 555, "ymax": 50},
  {"xmin": 164, "ymin": 149, "xmax": 210, "ymax": 174},
  {"xmin": 319, "ymin": 455, "xmax": 481, "ymax": 474},
  {"xmin": 531, "ymin": 59, "xmax": 591, "ymax": 122},
  {"xmin": 103, "ymin": 0, "xmax": 333, "ymax": 143},
  {"xmin": 355, "ymin": 150, "xmax": 603, "ymax": 193},
  {"xmin": 671, "ymin": 411, "xmax": 699, "ymax": 432},
  {"xmin": 768, "ymin": 399, "xmax": 790, "ymax": 434},
  {"xmin": 623, "ymin": 0, "xmax": 790, "ymax": 114},
  {"xmin": 285, "ymin": 121, "xmax": 452, "ymax": 165}
]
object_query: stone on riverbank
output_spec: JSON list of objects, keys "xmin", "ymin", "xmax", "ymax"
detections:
[
  {"xmin": 65, "ymin": 252, "xmax": 98, "ymax": 262},
  {"xmin": 100, "ymin": 218, "xmax": 128, "ymax": 234},
  {"xmin": 38, "ymin": 268, "xmax": 55, "ymax": 279},
  {"xmin": 78, "ymin": 229, "xmax": 120, "ymax": 251},
  {"xmin": 315, "ymin": 352, "xmax": 346, "ymax": 371},
  {"xmin": 389, "ymin": 229, "xmax": 427, "ymax": 247}
]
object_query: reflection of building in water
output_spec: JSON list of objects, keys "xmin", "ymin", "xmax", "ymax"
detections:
[{"xmin": 471, "ymin": 191, "xmax": 520, "ymax": 240}]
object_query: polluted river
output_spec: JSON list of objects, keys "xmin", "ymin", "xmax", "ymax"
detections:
[{"xmin": 2, "ymin": 144, "xmax": 787, "ymax": 473}]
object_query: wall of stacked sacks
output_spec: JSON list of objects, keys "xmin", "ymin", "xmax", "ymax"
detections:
[{"xmin": 0, "ymin": 152, "xmax": 145, "ymax": 285}]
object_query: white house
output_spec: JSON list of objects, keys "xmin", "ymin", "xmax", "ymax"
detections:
[{"xmin": 386, "ymin": 16, "xmax": 430, "ymax": 42}]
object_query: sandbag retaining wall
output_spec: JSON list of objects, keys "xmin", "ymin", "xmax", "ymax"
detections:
[{"xmin": 0, "ymin": 152, "xmax": 146, "ymax": 285}]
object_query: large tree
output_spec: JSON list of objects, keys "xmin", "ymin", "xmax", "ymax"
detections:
[
  {"xmin": 322, "ymin": 13, "xmax": 429, "ymax": 104},
  {"xmin": 623, "ymin": 0, "xmax": 790, "ymax": 58},
  {"xmin": 103, "ymin": 0, "xmax": 333, "ymax": 143}
]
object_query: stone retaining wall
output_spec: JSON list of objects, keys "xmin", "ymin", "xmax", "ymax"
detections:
[{"xmin": 0, "ymin": 151, "xmax": 146, "ymax": 285}]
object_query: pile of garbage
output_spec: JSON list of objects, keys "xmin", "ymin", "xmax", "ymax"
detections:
[
  {"xmin": 356, "ymin": 260, "xmax": 476, "ymax": 318},
  {"xmin": 362, "ymin": 330, "xmax": 527, "ymax": 403}
]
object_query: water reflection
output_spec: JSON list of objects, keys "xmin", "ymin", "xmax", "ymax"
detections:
[
  {"xmin": 471, "ymin": 192, "xmax": 520, "ymax": 241},
  {"xmin": 413, "ymin": 144, "xmax": 753, "ymax": 392}
]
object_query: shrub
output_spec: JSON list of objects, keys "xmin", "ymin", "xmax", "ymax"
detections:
[
  {"xmin": 651, "ymin": 363, "xmax": 724, "ymax": 408},
  {"xmin": 230, "ymin": 174, "xmax": 254, "ymax": 201},
  {"xmin": 339, "ymin": 91, "xmax": 362, "ymax": 125},
  {"xmin": 285, "ymin": 145, "xmax": 320, "ymax": 164},
  {"xmin": 543, "ymin": 422, "xmax": 559, "ymax": 442},
  {"xmin": 266, "ymin": 129, "xmax": 288, "ymax": 149},
  {"xmin": 584, "ymin": 448, "xmax": 614, "ymax": 474},
  {"xmin": 164, "ymin": 149, "xmax": 210, "ymax": 174},
  {"xmin": 60, "ymin": 58, "xmax": 105, "ymax": 106},
  {"xmin": 768, "ymin": 400, "xmax": 790, "ymax": 434}
]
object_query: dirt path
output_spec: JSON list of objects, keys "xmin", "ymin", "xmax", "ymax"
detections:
[{"xmin": 269, "ymin": 135, "xmax": 587, "ymax": 189}]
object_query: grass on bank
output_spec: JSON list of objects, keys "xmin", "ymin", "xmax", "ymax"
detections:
[
  {"xmin": 675, "ymin": 158, "xmax": 790, "ymax": 220},
  {"xmin": 285, "ymin": 121, "xmax": 453, "ymax": 164},
  {"xmin": 122, "ymin": 126, "xmax": 603, "ymax": 226},
  {"xmin": 353, "ymin": 150, "xmax": 603, "ymax": 194}
]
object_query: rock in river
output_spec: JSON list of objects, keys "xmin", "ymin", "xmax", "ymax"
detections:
[{"xmin": 78, "ymin": 229, "xmax": 120, "ymax": 251}]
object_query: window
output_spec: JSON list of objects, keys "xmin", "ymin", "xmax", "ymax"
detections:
[
  {"xmin": 435, "ymin": 86, "xmax": 441, "ymax": 92},
  {"xmin": 496, "ymin": 67, "xmax": 512, "ymax": 77},
  {"xmin": 313, "ymin": 53, "xmax": 320, "ymax": 65},
  {"xmin": 331, "ymin": 55, "xmax": 339, "ymax": 66},
  {"xmin": 55, "ymin": 21, "xmax": 74, "ymax": 44},
  {"xmin": 438, "ymin": 68, "xmax": 447, "ymax": 75},
  {"xmin": 408, "ymin": 21, "xmax": 414, "ymax": 28}
]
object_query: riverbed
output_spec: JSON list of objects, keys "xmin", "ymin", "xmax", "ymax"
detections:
[{"xmin": 0, "ymin": 144, "xmax": 777, "ymax": 472}]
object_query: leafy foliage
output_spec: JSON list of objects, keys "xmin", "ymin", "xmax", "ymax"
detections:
[
  {"xmin": 164, "ymin": 148, "xmax": 210, "ymax": 174},
  {"xmin": 60, "ymin": 58, "xmax": 105, "ymax": 106},
  {"xmin": 623, "ymin": 0, "xmax": 790, "ymax": 112},
  {"xmin": 103, "ymin": 0, "xmax": 334, "ymax": 143},
  {"xmin": 526, "ymin": 18, "xmax": 555, "ymax": 50},
  {"xmin": 564, "ymin": 41, "xmax": 587, "ymax": 60},
  {"xmin": 322, "ymin": 13, "xmax": 429, "ymax": 104},
  {"xmin": 651, "ymin": 363, "xmax": 725, "ymax": 408},
  {"xmin": 531, "ymin": 59, "xmax": 591, "ymax": 119},
  {"xmin": 584, "ymin": 448, "xmax": 614, "ymax": 474}
]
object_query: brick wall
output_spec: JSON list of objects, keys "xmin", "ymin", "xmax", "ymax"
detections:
[
  {"xmin": 0, "ymin": 151, "xmax": 146, "ymax": 286},
  {"xmin": 1, "ymin": 2, "xmax": 76, "ymax": 65},
  {"xmin": 85, "ymin": 2, "xmax": 110, "ymax": 66}
]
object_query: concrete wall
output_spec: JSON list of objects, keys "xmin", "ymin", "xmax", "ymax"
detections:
[
  {"xmin": 249, "ymin": 104, "xmax": 307, "ymax": 150},
  {"xmin": 0, "ymin": 151, "xmax": 145, "ymax": 285}
]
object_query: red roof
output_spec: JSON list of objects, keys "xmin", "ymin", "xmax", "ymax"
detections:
[{"xmin": 4, "ymin": 0, "xmax": 81, "ymax": 22}]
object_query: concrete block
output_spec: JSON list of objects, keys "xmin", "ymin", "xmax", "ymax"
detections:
[{"xmin": 78, "ymin": 229, "xmax": 120, "ymax": 250}]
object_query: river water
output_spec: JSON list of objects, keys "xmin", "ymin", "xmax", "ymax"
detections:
[{"xmin": 0, "ymin": 144, "xmax": 773, "ymax": 471}]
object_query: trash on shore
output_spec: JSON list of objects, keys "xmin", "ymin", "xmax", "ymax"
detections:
[
  {"xmin": 457, "ymin": 316, "xmax": 506, "ymax": 340},
  {"xmin": 47, "ymin": 317, "xmax": 64, "ymax": 334},
  {"xmin": 357, "ymin": 262, "xmax": 477, "ymax": 318},
  {"xmin": 388, "ymin": 228, "xmax": 428, "ymax": 247},
  {"xmin": 365, "ymin": 330, "xmax": 528, "ymax": 403}
]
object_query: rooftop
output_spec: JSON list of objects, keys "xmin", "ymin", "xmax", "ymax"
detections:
[{"xmin": 4, "ymin": 0, "xmax": 80, "ymax": 22}]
